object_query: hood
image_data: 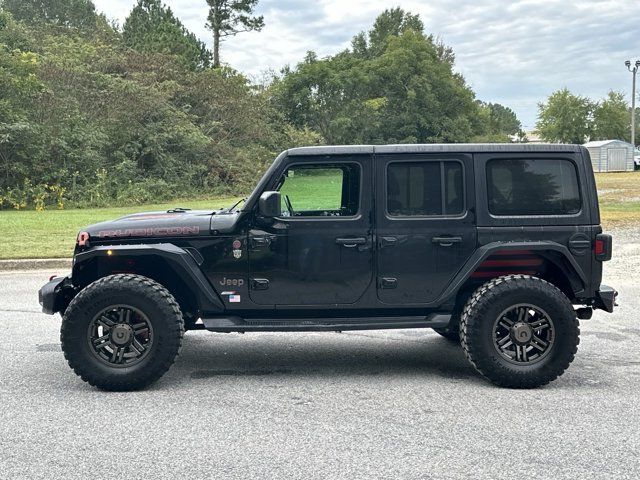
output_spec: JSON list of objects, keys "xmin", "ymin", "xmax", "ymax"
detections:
[{"xmin": 83, "ymin": 209, "xmax": 240, "ymax": 242}]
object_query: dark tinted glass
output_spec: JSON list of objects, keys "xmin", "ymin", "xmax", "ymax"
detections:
[
  {"xmin": 487, "ymin": 159, "xmax": 581, "ymax": 216},
  {"xmin": 387, "ymin": 161, "xmax": 464, "ymax": 216},
  {"xmin": 444, "ymin": 162, "xmax": 464, "ymax": 215}
]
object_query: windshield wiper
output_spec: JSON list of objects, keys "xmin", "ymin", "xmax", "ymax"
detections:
[{"xmin": 224, "ymin": 198, "xmax": 246, "ymax": 213}]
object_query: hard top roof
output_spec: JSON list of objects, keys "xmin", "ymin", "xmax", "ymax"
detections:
[{"xmin": 287, "ymin": 143, "xmax": 582, "ymax": 156}]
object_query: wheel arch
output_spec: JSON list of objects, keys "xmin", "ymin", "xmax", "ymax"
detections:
[
  {"xmin": 72, "ymin": 244, "xmax": 225, "ymax": 317},
  {"xmin": 441, "ymin": 241, "xmax": 587, "ymax": 306}
]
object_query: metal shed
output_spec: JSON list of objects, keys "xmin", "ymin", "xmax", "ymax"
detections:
[{"xmin": 583, "ymin": 140, "xmax": 635, "ymax": 172}]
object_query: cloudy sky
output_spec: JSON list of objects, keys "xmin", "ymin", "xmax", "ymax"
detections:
[{"xmin": 94, "ymin": 0, "xmax": 639, "ymax": 130}]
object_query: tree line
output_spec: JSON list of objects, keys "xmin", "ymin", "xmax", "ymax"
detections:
[
  {"xmin": 0, "ymin": 0, "xmax": 522, "ymax": 210},
  {"xmin": 537, "ymin": 88, "xmax": 639, "ymax": 145}
]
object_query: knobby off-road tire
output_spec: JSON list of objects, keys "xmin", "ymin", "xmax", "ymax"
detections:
[
  {"xmin": 60, "ymin": 274, "xmax": 184, "ymax": 391},
  {"xmin": 460, "ymin": 275, "xmax": 579, "ymax": 388}
]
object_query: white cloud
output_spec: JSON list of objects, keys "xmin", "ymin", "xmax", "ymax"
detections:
[{"xmin": 93, "ymin": 0, "xmax": 640, "ymax": 129}]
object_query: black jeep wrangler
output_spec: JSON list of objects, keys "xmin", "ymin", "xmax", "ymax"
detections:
[{"xmin": 39, "ymin": 144, "xmax": 616, "ymax": 390}]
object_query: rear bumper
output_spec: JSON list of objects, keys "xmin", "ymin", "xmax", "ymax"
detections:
[
  {"xmin": 594, "ymin": 284, "xmax": 617, "ymax": 313},
  {"xmin": 38, "ymin": 276, "xmax": 73, "ymax": 315}
]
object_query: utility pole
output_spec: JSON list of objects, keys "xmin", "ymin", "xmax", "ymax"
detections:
[{"xmin": 625, "ymin": 60, "xmax": 640, "ymax": 146}]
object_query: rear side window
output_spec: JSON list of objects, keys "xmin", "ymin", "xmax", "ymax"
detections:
[
  {"xmin": 487, "ymin": 159, "xmax": 581, "ymax": 216},
  {"xmin": 387, "ymin": 161, "xmax": 464, "ymax": 216}
]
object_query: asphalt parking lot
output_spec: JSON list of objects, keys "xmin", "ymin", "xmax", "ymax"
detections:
[{"xmin": 1, "ymin": 228, "xmax": 639, "ymax": 479}]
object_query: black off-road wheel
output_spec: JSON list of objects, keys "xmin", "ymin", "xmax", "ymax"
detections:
[
  {"xmin": 460, "ymin": 275, "xmax": 579, "ymax": 388},
  {"xmin": 60, "ymin": 274, "xmax": 184, "ymax": 391}
]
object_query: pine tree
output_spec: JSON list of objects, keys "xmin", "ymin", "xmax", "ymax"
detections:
[
  {"xmin": 123, "ymin": 0, "xmax": 211, "ymax": 69},
  {"xmin": 205, "ymin": 0, "xmax": 264, "ymax": 68}
]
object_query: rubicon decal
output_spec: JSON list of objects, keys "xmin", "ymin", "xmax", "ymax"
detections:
[{"xmin": 97, "ymin": 226, "xmax": 200, "ymax": 238}]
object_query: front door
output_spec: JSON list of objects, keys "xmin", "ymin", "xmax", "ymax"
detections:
[
  {"xmin": 248, "ymin": 155, "xmax": 373, "ymax": 306},
  {"xmin": 376, "ymin": 153, "xmax": 476, "ymax": 304}
]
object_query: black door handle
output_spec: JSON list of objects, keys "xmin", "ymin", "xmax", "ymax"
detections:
[
  {"xmin": 335, "ymin": 237, "xmax": 367, "ymax": 247},
  {"xmin": 432, "ymin": 236, "xmax": 463, "ymax": 246}
]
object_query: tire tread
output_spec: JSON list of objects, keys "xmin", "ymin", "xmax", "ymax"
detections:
[
  {"xmin": 459, "ymin": 274, "xmax": 579, "ymax": 388},
  {"xmin": 60, "ymin": 274, "xmax": 184, "ymax": 391}
]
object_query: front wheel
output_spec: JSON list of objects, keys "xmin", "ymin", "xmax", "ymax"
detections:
[
  {"xmin": 460, "ymin": 275, "xmax": 579, "ymax": 388},
  {"xmin": 60, "ymin": 274, "xmax": 184, "ymax": 391}
]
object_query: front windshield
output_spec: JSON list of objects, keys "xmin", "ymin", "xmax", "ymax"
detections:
[{"xmin": 243, "ymin": 151, "xmax": 286, "ymax": 211}]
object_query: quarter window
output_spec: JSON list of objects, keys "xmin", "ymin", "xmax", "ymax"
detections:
[
  {"xmin": 487, "ymin": 159, "xmax": 581, "ymax": 216},
  {"xmin": 277, "ymin": 163, "xmax": 360, "ymax": 217},
  {"xmin": 387, "ymin": 161, "xmax": 464, "ymax": 216}
]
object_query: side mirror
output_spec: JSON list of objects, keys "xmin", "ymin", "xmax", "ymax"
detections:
[{"xmin": 258, "ymin": 191, "xmax": 281, "ymax": 218}]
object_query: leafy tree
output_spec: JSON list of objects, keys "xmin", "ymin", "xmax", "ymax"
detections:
[
  {"xmin": 273, "ymin": 9, "xmax": 486, "ymax": 144},
  {"xmin": 0, "ymin": 12, "xmax": 46, "ymax": 193},
  {"xmin": 0, "ymin": 5, "xmax": 292, "ymax": 209},
  {"xmin": 2, "ymin": 0, "xmax": 97, "ymax": 29},
  {"xmin": 123, "ymin": 0, "xmax": 211, "ymax": 70},
  {"xmin": 352, "ymin": 9, "xmax": 454, "ymax": 65},
  {"xmin": 536, "ymin": 88, "xmax": 594, "ymax": 143},
  {"xmin": 592, "ymin": 91, "xmax": 629, "ymax": 141},
  {"xmin": 205, "ymin": 0, "xmax": 264, "ymax": 68},
  {"xmin": 353, "ymin": 7, "xmax": 423, "ymax": 58},
  {"xmin": 484, "ymin": 102, "xmax": 522, "ymax": 136}
]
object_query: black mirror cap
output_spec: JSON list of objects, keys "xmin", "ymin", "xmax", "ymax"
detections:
[{"xmin": 259, "ymin": 191, "xmax": 281, "ymax": 217}]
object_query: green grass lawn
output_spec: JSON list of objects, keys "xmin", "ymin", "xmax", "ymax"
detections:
[
  {"xmin": 0, "ymin": 197, "xmax": 240, "ymax": 259},
  {"xmin": 593, "ymin": 171, "xmax": 640, "ymax": 227},
  {"xmin": 280, "ymin": 170, "xmax": 344, "ymax": 211},
  {"xmin": 1, "ymin": 171, "xmax": 639, "ymax": 260}
]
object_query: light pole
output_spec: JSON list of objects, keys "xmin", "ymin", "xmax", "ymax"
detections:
[{"xmin": 626, "ymin": 60, "xmax": 640, "ymax": 147}]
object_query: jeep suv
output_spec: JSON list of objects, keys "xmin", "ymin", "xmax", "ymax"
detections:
[{"xmin": 39, "ymin": 144, "xmax": 616, "ymax": 390}]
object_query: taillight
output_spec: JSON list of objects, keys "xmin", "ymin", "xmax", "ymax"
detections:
[{"xmin": 595, "ymin": 234, "xmax": 612, "ymax": 261}]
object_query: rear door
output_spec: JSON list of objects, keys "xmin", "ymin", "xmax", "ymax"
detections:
[{"xmin": 375, "ymin": 153, "xmax": 476, "ymax": 304}]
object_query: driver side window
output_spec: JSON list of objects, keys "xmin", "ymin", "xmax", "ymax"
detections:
[{"xmin": 277, "ymin": 163, "xmax": 360, "ymax": 217}]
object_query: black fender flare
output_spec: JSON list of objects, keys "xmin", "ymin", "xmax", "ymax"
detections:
[
  {"xmin": 73, "ymin": 243, "xmax": 225, "ymax": 313},
  {"xmin": 438, "ymin": 241, "xmax": 587, "ymax": 304}
]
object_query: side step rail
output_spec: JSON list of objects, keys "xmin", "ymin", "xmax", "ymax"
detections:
[{"xmin": 201, "ymin": 314, "xmax": 451, "ymax": 333}]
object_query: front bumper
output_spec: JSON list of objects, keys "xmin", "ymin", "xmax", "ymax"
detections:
[
  {"xmin": 594, "ymin": 284, "xmax": 617, "ymax": 313},
  {"xmin": 38, "ymin": 276, "xmax": 73, "ymax": 315}
]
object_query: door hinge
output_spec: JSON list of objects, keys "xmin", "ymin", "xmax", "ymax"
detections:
[
  {"xmin": 251, "ymin": 278, "xmax": 269, "ymax": 291},
  {"xmin": 250, "ymin": 235, "xmax": 274, "ymax": 249},
  {"xmin": 379, "ymin": 277, "xmax": 397, "ymax": 289},
  {"xmin": 380, "ymin": 236, "xmax": 398, "ymax": 248}
]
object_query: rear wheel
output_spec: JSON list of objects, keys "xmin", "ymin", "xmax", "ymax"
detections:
[
  {"xmin": 61, "ymin": 274, "xmax": 184, "ymax": 391},
  {"xmin": 460, "ymin": 275, "xmax": 579, "ymax": 388}
]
